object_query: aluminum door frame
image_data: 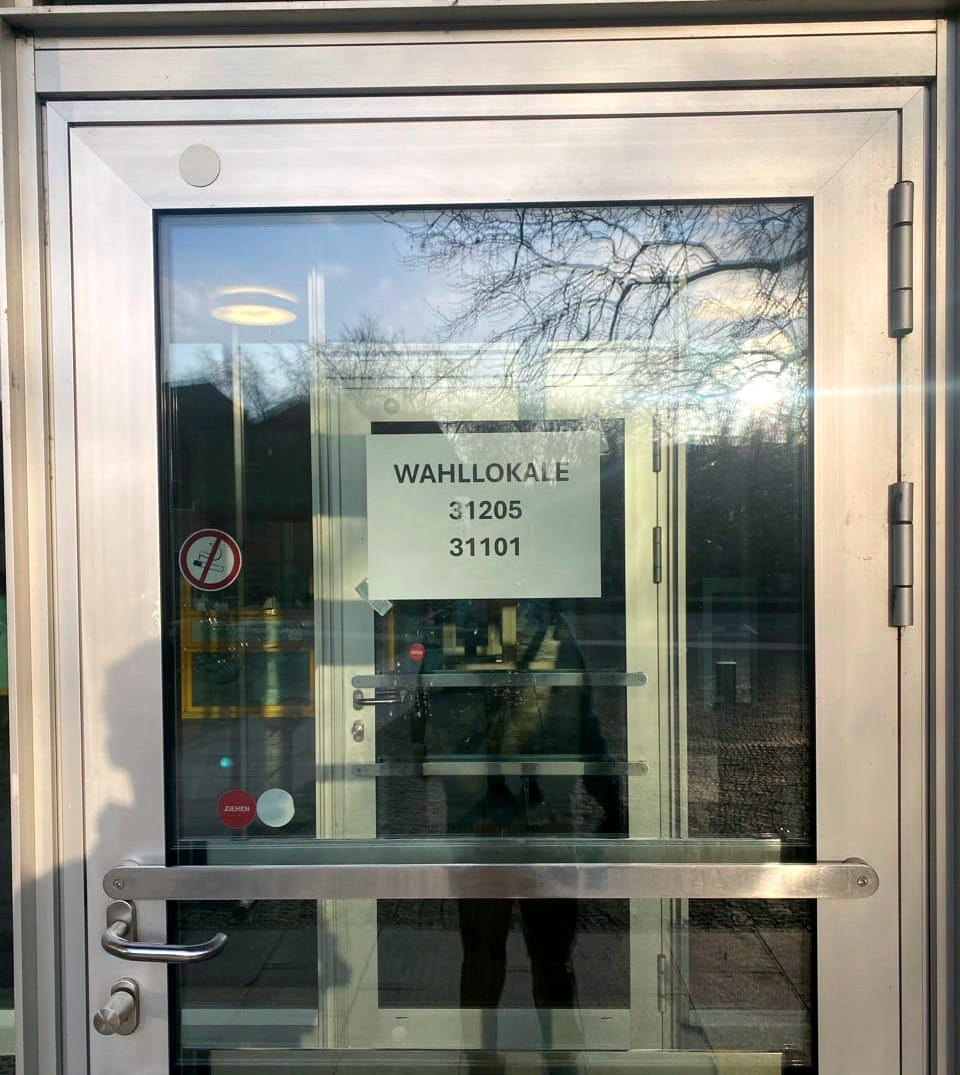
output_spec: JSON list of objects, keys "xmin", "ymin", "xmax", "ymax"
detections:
[
  {"xmin": 26, "ymin": 19, "xmax": 938, "ymax": 95},
  {"xmin": 33, "ymin": 82, "xmax": 927, "ymax": 1075}
]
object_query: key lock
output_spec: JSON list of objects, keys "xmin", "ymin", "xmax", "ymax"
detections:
[{"xmin": 94, "ymin": 885, "xmax": 227, "ymax": 1036}]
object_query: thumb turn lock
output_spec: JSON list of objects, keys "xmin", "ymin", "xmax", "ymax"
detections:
[{"xmin": 93, "ymin": 978, "xmax": 139, "ymax": 1036}]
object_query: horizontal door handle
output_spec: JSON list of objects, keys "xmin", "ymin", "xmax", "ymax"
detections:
[
  {"xmin": 352, "ymin": 688, "xmax": 403, "ymax": 710},
  {"xmin": 353, "ymin": 671, "xmax": 647, "ymax": 689},
  {"xmin": 104, "ymin": 859, "xmax": 878, "ymax": 902},
  {"xmin": 101, "ymin": 899, "xmax": 227, "ymax": 964},
  {"xmin": 348, "ymin": 758, "xmax": 650, "ymax": 777}
]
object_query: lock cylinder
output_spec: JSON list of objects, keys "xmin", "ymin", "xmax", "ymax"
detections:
[{"xmin": 93, "ymin": 978, "xmax": 139, "ymax": 1036}]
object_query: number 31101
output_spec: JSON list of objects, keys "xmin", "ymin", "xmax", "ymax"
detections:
[{"xmin": 450, "ymin": 537, "xmax": 521, "ymax": 557}]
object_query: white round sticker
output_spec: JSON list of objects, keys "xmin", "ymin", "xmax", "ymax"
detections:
[{"xmin": 256, "ymin": 788, "xmax": 295, "ymax": 828}]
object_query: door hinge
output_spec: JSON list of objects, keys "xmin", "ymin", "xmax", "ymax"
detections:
[
  {"xmin": 652, "ymin": 415, "xmax": 662, "ymax": 473},
  {"xmin": 653, "ymin": 526, "xmax": 663, "ymax": 584},
  {"xmin": 889, "ymin": 180, "xmax": 914, "ymax": 338},
  {"xmin": 656, "ymin": 953, "xmax": 668, "ymax": 1013},
  {"xmin": 889, "ymin": 481, "xmax": 914, "ymax": 627}
]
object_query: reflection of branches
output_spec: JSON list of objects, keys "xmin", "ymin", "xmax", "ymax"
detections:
[
  {"xmin": 266, "ymin": 315, "xmax": 520, "ymax": 419},
  {"xmin": 196, "ymin": 322, "xmax": 481, "ymax": 421},
  {"xmin": 398, "ymin": 204, "xmax": 805, "ymax": 339},
  {"xmin": 194, "ymin": 203, "xmax": 809, "ymax": 440},
  {"xmin": 196, "ymin": 343, "xmax": 274, "ymax": 421},
  {"xmin": 392, "ymin": 202, "xmax": 809, "ymax": 437}
]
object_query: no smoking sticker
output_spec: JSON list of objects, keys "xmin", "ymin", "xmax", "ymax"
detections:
[{"xmin": 179, "ymin": 529, "xmax": 242, "ymax": 591}]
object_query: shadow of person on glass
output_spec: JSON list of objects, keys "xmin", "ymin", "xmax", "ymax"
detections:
[
  {"xmin": 96, "ymin": 639, "xmax": 350, "ymax": 1060},
  {"xmin": 411, "ymin": 599, "xmax": 626, "ymax": 1075}
]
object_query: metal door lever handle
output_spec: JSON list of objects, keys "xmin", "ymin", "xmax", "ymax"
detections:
[
  {"xmin": 102, "ymin": 899, "xmax": 227, "ymax": 964},
  {"xmin": 353, "ymin": 688, "xmax": 402, "ymax": 710}
]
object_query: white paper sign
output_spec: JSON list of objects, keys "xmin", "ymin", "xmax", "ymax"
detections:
[{"xmin": 365, "ymin": 430, "xmax": 601, "ymax": 600}]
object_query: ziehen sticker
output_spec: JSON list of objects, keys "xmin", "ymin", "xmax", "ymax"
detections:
[{"xmin": 217, "ymin": 789, "xmax": 256, "ymax": 829}]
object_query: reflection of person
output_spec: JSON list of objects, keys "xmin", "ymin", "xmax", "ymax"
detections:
[
  {"xmin": 459, "ymin": 896, "xmax": 578, "ymax": 1075},
  {"xmin": 459, "ymin": 894, "xmax": 578, "ymax": 1008},
  {"xmin": 421, "ymin": 602, "xmax": 624, "ymax": 837},
  {"xmin": 416, "ymin": 601, "xmax": 625, "ymax": 1070}
]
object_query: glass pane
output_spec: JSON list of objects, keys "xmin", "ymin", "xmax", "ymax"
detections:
[{"xmin": 159, "ymin": 202, "xmax": 812, "ymax": 1072}]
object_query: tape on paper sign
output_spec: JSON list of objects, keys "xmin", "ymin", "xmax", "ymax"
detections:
[
  {"xmin": 179, "ymin": 529, "xmax": 243, "ymax": 592},
  {"xmin": 355, "ymin": 577, "xmax": 393, "ymax": 617}
]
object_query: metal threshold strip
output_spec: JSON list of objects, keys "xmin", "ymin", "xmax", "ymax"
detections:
[{"xmin": 104, "ymin": 860, "xmax": 878, "ymax": 901}]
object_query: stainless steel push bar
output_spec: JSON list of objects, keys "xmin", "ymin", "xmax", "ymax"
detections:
[{"xmin": 104, "ymin": 859, "xmax": 878, "ymax": 902}]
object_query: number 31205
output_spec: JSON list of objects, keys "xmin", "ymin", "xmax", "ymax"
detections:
[{"xmin": 449, "ymin": 499, "xmax": 522, "ymax": 520}]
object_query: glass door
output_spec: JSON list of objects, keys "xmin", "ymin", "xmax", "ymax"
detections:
[
  {"xmin": 58, "ymin": 96, "xmax": 906, "ymax": 1075},
  {"xmin": 161, "ymin": 209, "xmax": 668, "ymax": 1059}
]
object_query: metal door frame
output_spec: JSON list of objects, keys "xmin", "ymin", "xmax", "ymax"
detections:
[
  {"xmin": 0, "ymin": 17, "xmax": 946, "ymax": 1075},
  {"xmin": 60, "ymin": 90, "xmax": 914, "ymax": 1075}
]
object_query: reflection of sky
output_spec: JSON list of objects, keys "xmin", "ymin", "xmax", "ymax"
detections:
[
  {"xmin": 160, "ymin": 212, "xmax": 478, "ymax": 357},
  {"xmin": 158, "ymin": 206, "xmax": 809, "ymax": 439}
]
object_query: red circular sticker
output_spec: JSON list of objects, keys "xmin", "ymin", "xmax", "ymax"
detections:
[
  {"xmin": 217, "ymin": 789, "xmax": 256, "ymax": 829},
  {"xmin": 408, "ymin": 642, "xmax": 426, "ymax": 662},
  {"xmin": 179, "ymin": 529, "xmax": 243, "ymax": 592}
]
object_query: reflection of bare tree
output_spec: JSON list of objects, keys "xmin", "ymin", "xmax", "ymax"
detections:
[
  {"xmin": 196, "ymin": 202, "xmax": 808, "ymax": 438},
  {"xmin": 392, "ymin": 202, "xmax": 809, "ymax": 436},
  {"xmin": 196, "ymin": 343, "xmax": 275, "ymax": 421},
  {"xmin": 265, "ymin": 316, "xmax": 520, "ymax": 420},
  {"xmin": 197, "ymin": 324, "xmax": 457, "ymax": 422}
]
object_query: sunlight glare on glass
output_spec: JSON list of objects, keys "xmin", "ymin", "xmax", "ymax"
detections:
[{"xmin": 738, "ymin": 375, "xmax": 784, "ymax": 413}]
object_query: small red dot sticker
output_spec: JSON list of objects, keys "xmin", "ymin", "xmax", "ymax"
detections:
[
  {"xmin": 217, "ymin": 788, "xmax": 257, "ymax": 829},
  {"xmin": 408, "ymin": 642, "xmax": 426, "ymax": 661}
]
